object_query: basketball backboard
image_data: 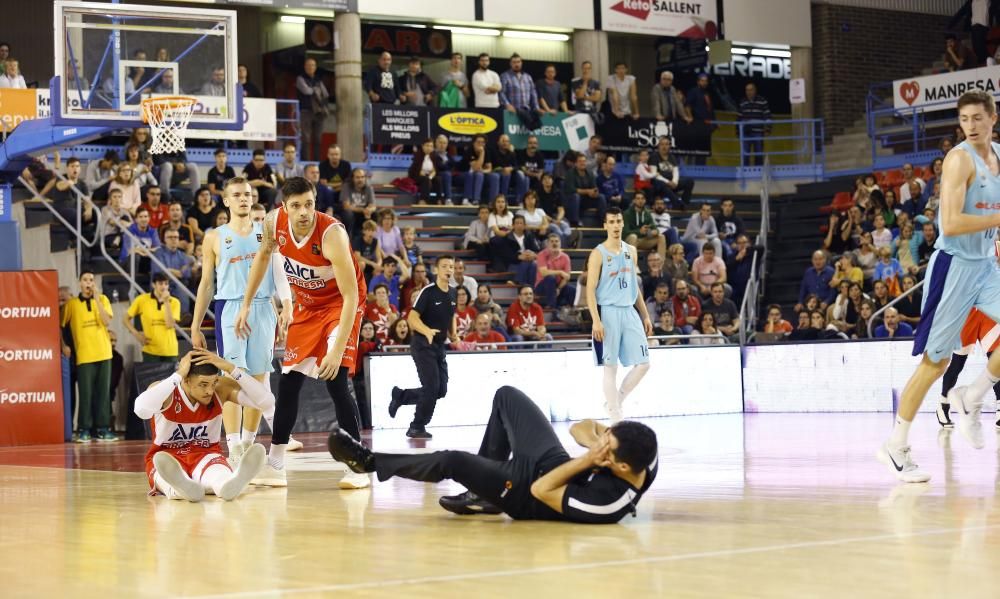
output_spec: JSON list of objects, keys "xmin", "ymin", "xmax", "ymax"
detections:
[{"xmin": 53, "ymin": 1, "xmax": 242, "ymax": 130}]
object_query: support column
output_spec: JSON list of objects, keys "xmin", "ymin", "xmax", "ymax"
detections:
[
  {"xmin": 572, "ymin": 30, "xmax": 609, "ymax": 80},
  {"xmin": 334, "ymin": 12, "xmax": 364, "ymax": 163},
  {"xmin": 790, "ymin": 46, "xmax": 815, "ymax": 164}
]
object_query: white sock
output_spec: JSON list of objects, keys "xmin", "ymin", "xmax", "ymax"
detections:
[
  {"xmin": 889, "ymin": 415, "xmax": 911, "ymax": 448},
  {"xmin": 262, "ymin": 378, "xmax": 276, "ymax": 430},
  {"xmin": 966, "ymin": 369, "xmax": 1000, "ymax": 408},
  {"xmin": 200, "ymin": 463, "xmax": 234, "ymax": 497},
  {"xmin": 226, "ymin": 433, "xmax": 241, "ymax": 448},
  {"xmin": 268, "ymin": 444, "xmax": 287, "ymax": 469},
  {"xmin": 603, "ymin": 365, "xmax": 619, "ymax": 409},
  {"xmin": 618, "ymin": 363, "xmax": 650, "ymax": 403},
  {"xmin": 241, "ymin": 428, "xmax": 257, "ymax": 445}
]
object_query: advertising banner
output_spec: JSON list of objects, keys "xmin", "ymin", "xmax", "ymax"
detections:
[
  {"xmin": 0, "ymin": 88, "xmax": 39, "ymax": 133},
  {"xmin": 371, "ymin": 105, "xmax": 503, "ymax": 146},
  {"xmin": 361, "ymin": 23, "xmax": 452, "ymax": 59},
  {"xmin": 504, "ymin": 112, "xmax": 595, "ymax": 152},
  {"xmin": 428, "ymin": 106, "xmax": 502, "ymax": 145},
  {"xmin": 0, "ymin": 271, "xmax": 65, "ymax": 446},
  {"xmin": 893, "ymin": 65, "xmax": 1000, "ymax": 113},
  {"xmin": 598, "ymin": 117, "xmax": 712, "ymax": 156},
  {"xmin": 600, "ymin": 0, "xmax": 719, "ymax": 39}
]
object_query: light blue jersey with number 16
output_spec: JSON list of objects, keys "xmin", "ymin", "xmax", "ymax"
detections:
[{"xmin": 595, "ymin": 242, "xmax": 639, "ymax": 307}]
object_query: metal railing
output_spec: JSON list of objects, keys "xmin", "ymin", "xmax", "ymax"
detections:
[
  {"xmin": 868, "ymin": 279, "xmax": 925, "ymax": 338},
  {"xmin": 738, "ymin": 157, "xmax": 771, "ymax": 345},
  {"xmin": 380, "ymin": 333, "xmax": 735, "ymax": 353}
]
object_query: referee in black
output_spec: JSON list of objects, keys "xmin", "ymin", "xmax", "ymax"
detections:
[
  {"xmin": 329, "ymin": 385, "xmax": 659, "ymax": 524},
  {"xmin": 389, "ymin": 255, "xmax": 458, "ymax": 439}
]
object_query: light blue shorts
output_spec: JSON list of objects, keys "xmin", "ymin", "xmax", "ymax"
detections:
[
  {"xmin": 913, "ymin": 251, "xmax": 1000, "ymax": 363},
  {"xmin": 214, "ymin": 299, "xmax": 278, "ymax": 375},
  {"xmin": 593, "ymin": 305, "xmax": 649, "ymax": 367}
]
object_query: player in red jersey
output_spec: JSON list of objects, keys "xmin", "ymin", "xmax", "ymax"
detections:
[
  {"xmin": 134, "ymin": 350, "xmax": 274, "ymax": 502},
  {"xmin": 236, "ymin": 177, "xmax": 369, "ymax": 489},
  {"xmin": 938, "ymin": 307, "xmax": 1000, "ymax": 429}
]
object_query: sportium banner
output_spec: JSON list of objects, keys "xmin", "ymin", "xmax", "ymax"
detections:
[
  {"xmin": 504, "ymin": 112, "xmax": 596, "ymax": 152},
  {"xmin": 600, "ymin": 0, "xmax": 719, "ymax": 38},
  {"xmin": 0, "ymin": 271, "xmax": 64, "ymax": 446},
  {"xmin": 371, "ymin": 105, "xmax": 502, "ymax": 146},
  {"xmin": 893, "ymin": 65, "xmax": 1000, "ymax": 113},
  {"xmin": 598, "ymin": 117, "xmax": 712, "ymax": 156}
]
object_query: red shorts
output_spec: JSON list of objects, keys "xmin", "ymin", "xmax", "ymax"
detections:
[
  {"xmin": 145, "ymin": 449, "xmax": 229, "ymax": 491},
  {"xmin": 282, "ymin": 303, "xmax": 364, "ymax": 377},
  {"xmin": 960, "ymin": 308, "xmax": 1000, "ymax": 352}
]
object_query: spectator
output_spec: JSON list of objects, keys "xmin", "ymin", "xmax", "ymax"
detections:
[
  {"xmin": 651, "ymin": 71, "xmax": 691, "ymax": 123},
  {"xmin": 671, "ymin": 279, "xmax": 701, "ymax": 334},
  {"xmin": 152, "ymin": 229, "xmax": 194, "ymax": 314},
  {"xmin": 650, "ymin": 196, "xmax": 681, "ymax": 246},
  {"xmin": 0, "ymin": 57, "xmax": 26, "ymax": 88},
  {"xmin": 237, "ymin": 63, "xmax": 261, "ymax": 98},
  {"xmin": 101, "ymin": 188, "xmax": 133, "ymax": 250},
  {"xmin": 652, "ymin": 310, "xmax": 684, "ymax": 345},
  {"xmin": 409, "ymin": 138, "xmax": 445, "ymax": 205},
  {"xmin": 517, "ymin": 136, "xmax": 546, "ymax": 192},
  {"xmin": 824, "ymin": 210, "xmax": 853, "ymax": 255},
  {"xmin": 365, "ymin": 283, "xmax": 400, "ymax": 343},
  {"xmin": 596, "ymin": 156, "xmax": 627, "ymax": 209},
  {"xmin": 894, "ymin": 222, "xmax": 919, "ymax": 276},
  {"xmin": 61, "ymin": 270, "xmax": 115, "ymax": 442},
  {"xmin": 121, "ymin": 142, "xmax": 156, "ymax": 190},
  {"xmin": 454, "ymin": 286, "xmax": 478, "ymax": 339},
  {"xmin": 200, "ymin": 66, "xmax": 226, "ymax": 96},
  {"xmin": 738, "ymin": 82, "xmax": 771, "ymax": 166},
  {"xmin": 472, "ymin": 53, "xmax": 503, "ymax": 108},
  {"xmin": 400, "ymin": 263, "xmax": 429, "ymax": 313},
  {"xmin": 450, "ymin": 259, "xmax": 478, "ymax": 297},
  {"xmin": 158, "ymin": 201, "xmax": 194, "ymax": 254},
  {"xmin": 401, "ymin": 226, "xmax": 423, "ymax": 269},
  {"xmin": 305, "ymin": 163, "xmax": 341, "ymax": 219},
  {"xmin": 506, "ymin": 286, "xmax": 553, "ymax": 345},
  {"xmin": 186, "ymin": 187, "xmax": 220, "ymax": 243},
  {"xmin": 488, "ymin": 134, "xmax": 527, "ymax": 202},
  {"xmin": 45, "ymin": 157, "xmax": 95, "ymax": 234},
  {"xmin": 242, "ymin": 149, "xmax": 277, "ymax": 208},
  {"xmin": 535, "ymin": 233, "xmax": 575, "ymax": 308},
  {"xmin": 387, "ymin": 317, "xmax": 412, "ymax": 350},
  {"xmin": 870, "ymin": 213, "xmax": 893, "ymax": 250},
  {"xmin": 852, "ymin": 301, "xmax": 877, "ymax": 339},
  {"xmin": 943, "ymin": 33, "xmax": 978, "ymax": 71},
  {"xmin": 690, "ymin": 312, "xmax": 725, "ymax": 345},
  {"xmin": 563, "ymin": 153, "xmax": 607, "ymax": 226},
  {"xmin": 487, "ymin": 195, "xmax": 515, "ymax": 271},
  {"xmin": 830, "ymin": 252, "xmax": 864, "ymax": 287},
  {"xmin": 717, "ymin": 199, "xmax": 745, "ymax": 256},
  {"xmin": 375, "ymin": 208, "xmax": 406, "ymax": 261},
  {"xmin": 517, "ymin": 190, "xmax": 550, "ymax": 239},
  {"xmin": 368, "ymin": 256, "xmax": 407, "ymax": 308},
  {"xmin": 871, "ymin": 279, "xmax": 892, "ymax": 314},
  {"xmin": 0, "ymin": 42, "xmax": 9, "ymax": 75},
  {"xmin": 502, "ymin": 215, "xmax": 541, "ymax": 286},
  {"xmin": 464, "ymin": 204, "xmax": 492, "ymax": 263},
  {"xmin": 124, "ymin": 273, "xmax": 180, "ymax": 362},
  {"xmin": 538, "ymin": 173, "xmax": 574, "ymax": 246},
  {"xmin": 153, "ymin": 69, "xmax": 182, "ymax": 94},
  {"xmin": 85, "ymin": 150, "xmax": 118, "ymax": 201},
  {"xmin": 581, "ymin": 135, "xmax": 604, "ymax": 175},
  {"xmin": 439, "ymin": 52, "xmax": 470, "ymax": 108},
  {"xmin": 895, "ymin": 275, "xmax": 922, "ymax": 327},
  {"xmin": 796, "ymin": 250, "xmax": 835, "ymax": 311},
  {"xmin": 464, "ymin": 313, "xmax": 506, "ymax": 350},
  {"xmin": 727, "ymin": 234, "xmax": 755, "ymax": 305},
  {"xmin": 649, "ymin": 137, "xmax": 694, "ymax": 208},
  {"xmin": 275, "ymin": 142, "xmax": 305, "ymax": 186},
  {"xmin": 898, "ymin": 163, "xmax": 927, "ymax": 211},
  {"xmin": 105, "ymin": 160, "xmax": 142, "ymax": 215},
  {"xmin": 641, "ymin": 251, "xmax": 673, "ymax": 299},
  {"xmin": 500, "ymin": 54, "xmax": 541, "ymax": 123},
  {"xmin": 205, "ymin": 148, "xmax": 235, "ymax": 198},
  {"xmin": 365, "ymin": 51, "xmax": 398, "ymax": 105},
  {"xmin": 355, "ymin": 321, "xmax": 380, "ymax": 428},
  {"xmin": 763, "ymin": 304, "xmax": 793, "ymax": 337},
  {"xmin": 397, "ymin": 56, "xmax": 437, "ymax": 106},
  {"xmin": 873, "ymin": 246, "xmax": 904, "ymax": 294},
  {"xmin": 854, "ymin": 231, "xmax": 877, "ymax": 280},
  {"xmin": 686, "ymin": 73, "xmax": 716, "ymax": 165},
  {"xmin": 537, "ymin": 64, "xmax": 569, "ymax": 114},
  {"xmin": 645, "ymin": 282, "xmax": 673, "ymax": 322},
  {"xmin": 691, "ymin": 244, "xmax": 728, "ymax": 298},
  {"xmin": 433, "ymin": 134, "xmax": 459, "ymax": 203},
  {"xmin": 623, "ymin": 191, "xmax": 666, "ymax": 258},
  {"xmin": 570, "ymin": 60, "xmax": 603, "ymax": 120},
  {"xmin": 664, "ymin": 243, "xmax": 690, "ymax": 284},
  {"xmin": 605, "ymin": 62, "xmax": 638, "ymax": 120},
  {"xmin": 463, "ymin": 134, "xmax": 491, "ymax": 204},
  {"xmin": 702, "ymin": 282, "xmax": 740, "ymax": 339},
  {"xmin": 874, "ymin": 307, "xmax": 914, "ymax": 338},
  {"xmin": 353, "ymin": 219, "xmax": 383, "ymax": 282},
  {"xmin": 205, "ymin": 206, "xmax": 230, "ymax": 234},
  {"xmin": 473, "ymin": 284, "xmax": 509, "ymax": 340},
  {"xmin": 683, "ymin": 203, "xmax": 723, "ymax": 257}
]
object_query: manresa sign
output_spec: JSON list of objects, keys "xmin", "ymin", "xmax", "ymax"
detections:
[
  {"xmin": 893, "ymin": 65, "xmax": 1000, "ymax": 113},
  {"xmin": 601, "ymin": 0, "xmax": 718, "ymax": 38}
]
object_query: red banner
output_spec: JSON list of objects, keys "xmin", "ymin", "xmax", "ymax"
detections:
[{"xmin": 0, "ymin": 271, "xmax": 64, "ymax": 446}]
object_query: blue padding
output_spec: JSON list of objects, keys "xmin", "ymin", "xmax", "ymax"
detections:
[{"xmin": 0, "ymin": 222, "xmax": 22, "ymax": 269}]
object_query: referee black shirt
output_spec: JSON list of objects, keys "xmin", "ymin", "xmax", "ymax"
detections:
[{"xmin": 411, "ymin": 282, "xmax": 456, "ymax": 344}]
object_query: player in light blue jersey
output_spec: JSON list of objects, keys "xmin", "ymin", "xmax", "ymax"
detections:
[
  {"xmin": 880, "ymin": 91, "xmax": 1000, "ymax": 483},
  {"xmin": 191, "ymin": 178, "xmax": 294, "ymax": 486},
  {"xmin": 586, "ymin": 207, "xmax": 654, "ymax": 422}
]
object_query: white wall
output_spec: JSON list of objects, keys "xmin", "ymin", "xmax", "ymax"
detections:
[
  {"xmin": 723, "ymin": 0, "xmax": 812, "ymax": 47},
  {"xmin": 483, "ymin": 1, "xmax": 594, "ymax": 30},
  {"xmin": 358, "ymin": 0, "xmax": 476, "ymax": 22}
]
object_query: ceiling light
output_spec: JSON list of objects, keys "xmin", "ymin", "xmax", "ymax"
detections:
[
  {"xmin": 731, "ymin": 48, "xmax": 749, "ymax": 55},
  {"xmin": 502, "ymin": 30, "xmax": 570, "ymax": 42},
  {"xmin": 280, "ymin": 15, "xmax": 305, "ymax": 24},
  {"xmin": 434, "ymin": 26, "xmax": 501, "ymax": 36},
  {"xmin": 751, "ymin": 48, "xmax": 791, "ymax": 58}
]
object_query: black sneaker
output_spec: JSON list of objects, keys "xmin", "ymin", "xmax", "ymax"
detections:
[
  {"xmin": 406, "ymin": 426, "xmax": 432, "ymax": 439},
  {"xmin": 327, "ymin": 428, "xmax": 376, "ymax": 473},
  {"xmin": 96, "ymin": 429, "xmax": 118, "ymax": 442},
  {"xmin": 439, "ymin": 491, "xmax": 503, "ymax": 515},
  {"xmin": 389, "ymin": 386, "xmax": 403, "ymax": 418},
  {"xmin": 937, "ymin": 403, "xmax": 954, "ymax": 429}
]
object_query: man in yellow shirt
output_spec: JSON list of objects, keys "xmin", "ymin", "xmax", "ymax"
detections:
[
  {"xmin": 125, "ymin": 273, "xmax": 180, "ymax": 362},
  {"xmin": 61, "ymin": 270, "xmax": 115, "ymax": 442}
]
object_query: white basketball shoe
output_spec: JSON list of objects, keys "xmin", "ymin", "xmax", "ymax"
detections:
[
  {"xmin": 949, "ymin": 386, "xmax": 985, "ymax": 449},
  {"xmin": 877, "ymin": 442, "xmax": 931, "ymax": 483}
]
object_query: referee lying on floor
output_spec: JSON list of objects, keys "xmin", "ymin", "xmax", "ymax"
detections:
[{"xmin": 329, "ymin": 385, "xmax": 658, "ymax": 524}]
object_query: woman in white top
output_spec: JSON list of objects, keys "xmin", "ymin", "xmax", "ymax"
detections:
[
  {"xmin": 0, "ymin": 58, "xmax": 26, "ymax": 89},
  {"xmin": 605, "ymin": 62, "xmax": 638, "ymax": 119},
  {"xmin": 487, "ymin": 195, "xmax": 514, "ymax": 271},
  {"xmin": 516, "ymin": 190, "xmax": 550, "ymax": 239},
  {"xmin": 108, "ymin": 163, "xmax": 143, "ymax": 214}
]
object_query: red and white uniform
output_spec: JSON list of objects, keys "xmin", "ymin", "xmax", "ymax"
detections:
[
  {"xmin": 455, "ymin": 306, "xmax": 478, "ymax": 338},
  {"xmin": 144, "ymin": 385, "xmax": 228, "ymax": 492},
  {"xmin": 365, "ymin": 302, "xmax": 398, "ymax": 344},
  {"xmin": 275, "ymin": 207, "xmax": 367, "ymax": 376},
  {"xmin": 960, "ymin": 307, "xmax": 1000, "ymax": 352}
]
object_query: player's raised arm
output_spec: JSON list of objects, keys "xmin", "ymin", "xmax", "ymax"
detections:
[
  {"xmin": 236, "ymin": 210, "xmax": 279, "ymax": 338},
  {"xmin": 585, "ymin": 248, "xmax": 604, "ymax": 341},
  {"xmin": 316, "ymin": 224, "xmax": 360, "ymax": 380}
]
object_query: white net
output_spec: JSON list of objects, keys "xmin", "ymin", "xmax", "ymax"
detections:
[{"xmin": 141, "ymin": 97, "xmax": 196, "ymax": 155}]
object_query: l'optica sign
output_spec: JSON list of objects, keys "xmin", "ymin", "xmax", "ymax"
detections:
[{"xmin": 437, "ymin": 112, "xmax": 498, "ymax": 136}]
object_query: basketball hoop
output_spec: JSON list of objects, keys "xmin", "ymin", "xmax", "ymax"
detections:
[{"xmin": 141, "ymin": 96, "xmax": 197, "ymax": 155}]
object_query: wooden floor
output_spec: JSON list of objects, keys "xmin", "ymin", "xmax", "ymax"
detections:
[{"xmin": 3, "ymin": 413, "xmax": 1000, "ymax": 598}]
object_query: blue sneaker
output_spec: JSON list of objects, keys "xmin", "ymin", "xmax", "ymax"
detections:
[
  {"xmin": 75, "ymin": 430, "xmax": 92, "ymax": 443},
  {"xmin": 96, "ymin": 429, "xmax": 118, "ymax": 442}
]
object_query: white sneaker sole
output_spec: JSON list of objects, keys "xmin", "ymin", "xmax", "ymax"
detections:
[
  {"xmin": 219, "ymin": 444, "xmax": 266, "ymax": 501},
  {"xmin": 339, "ymin": 473, "xmax": 371, "ymax": 489},
  {"xmin": 876, "ymin": 444, "xmax": 931, "ymax": 484},
  {"xmin": 949, "ymin": 387, "xmax": 985, "ymax": 449},
  {"xmin": 153, "ymin": 453, "xmax": 206, "ymax": 502},
  {"xmin": 286, "ymin": 437, "xmax": 304, "ymax": 451},
  {"xmin": 252, "ymin": 466, "xmax": 288, "ymax": 487}
]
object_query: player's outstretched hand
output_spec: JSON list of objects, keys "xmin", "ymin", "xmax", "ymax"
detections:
[
  {"xmin": 592, "ymin": 321, "xmax": 605, "ymax": 342},
  {"xmin": 234, "ymin": 305, "xmax": 252, "ymax": 340},
  {"xmin": 190, "ymin": 348, "xmax": 234, "ymax": 374}
]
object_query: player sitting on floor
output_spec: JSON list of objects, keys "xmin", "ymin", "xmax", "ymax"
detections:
[{"xmin": 135, "ymin": 349, "xmax": 275, "ymax": 502}]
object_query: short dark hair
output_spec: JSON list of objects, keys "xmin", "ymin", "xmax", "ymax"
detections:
[
  {"xmin": 187, "ymin": 361, "xmax": 220, "ymax": 379},
  {"xmin": 605, "ymin": 207, "xmax": 623, "ymax": 222},
  {"xmin": 214, "ymin": 147, "xmax": 227, "ymax": 156},
  {"xmin": 435, "ymin": 255, "xmax": 454, "ymax": 266},
  {"xmin": 252, "ymin": 149, "xmax": 266, "ymax": 158},
  {"xmin": 510, "ymin": 53, "xmax": 521, "ymax": 60},
  {"xmin": 451, "ymin": 52, "xmax": 463, "ymax": 59},
  {"xmin": 373, "ymin": 283, "xmax": 390, "ymax": 294},
  {"xmin": 382, "ymin": 256, "xmax": 397, "ymax": 266},
  {"xmin": 251, "ymin": 203, "xmax": 267, "ymax": 212},
  {"xmin": 957, "ymin": 90, "xmax": 997, "ymax": 116},
  {"xmin": 610, "ymin": 421, "xmax": 657, "ymax": 473},
  {"xmin": 478, "ymin": 52, "xmax": 489, "ymax": 59},
  {"xmin": 79, "ymin": 268, "xmax": 95, "ymax": 279},
  {"xmin": 197, "ymin": 186, "xmax": 211, "ymax": 197},
  {"xmin": 102, "ymin": 149, "xmax": 120, "ymax": 162},
  {"xmin": 711, "ymin": 282, "xmax": 725, "ymax": 290},
  {"xmin": 409, "ymin": 56, "xmax": 420, "ymax": 64},
  {"xmin": 66, "ymin": 157, "xmax": 80, "ymax": 166},
  {"xmin": 702, "ymin": 244, "xmax": 715, "ymax": 253},
  {"xmin": 512, "ymin": 214, "xmax": 526, "ymax": 225},
  {"xmin": 767, "ymin": 303, "xmax": 782, "ymax": 313},
  {"xmin": 168, "ymin": 199, "xmax": 183, "ymax": 207},
  {"xmin": 134, "ymin": 206, "xmax": 149, "ymax": 217},
  {"xmin": 152, "ymin": 272, "xmax": 169, "ymax": 284},
  {"xmin": 519, "ymin": 285, "xmax": 533, "ymax": 295},
  {"xmin": 281, "ymin": 176, "xmax": 315, "ymax": 200}
]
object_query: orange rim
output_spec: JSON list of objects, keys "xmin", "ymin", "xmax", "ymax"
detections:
[{"xmin": 140, "ymin": 96, "xmax": 196, "ymax": 124}]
